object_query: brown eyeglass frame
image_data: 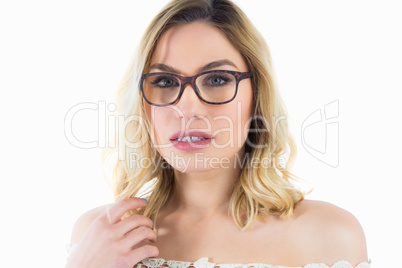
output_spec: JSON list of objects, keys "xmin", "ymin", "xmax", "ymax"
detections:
[{"xmin": 140, "ymin": 70, "xmax": 252, "ymax": 106}]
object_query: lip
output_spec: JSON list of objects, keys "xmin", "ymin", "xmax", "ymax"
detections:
[
  {"xmin": 170, "ymin": 131, "xmax": 213, "ymax": 141},
  {"xmin": 170, "ymin": 131, "xmax": 214, "ymax": 151}
]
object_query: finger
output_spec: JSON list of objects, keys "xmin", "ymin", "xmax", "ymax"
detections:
[
  {"xmin": 105, "ymin": 198, "xmax": 148, "ymax": 224},
  {"xmin": 127, "ymin": 245, "xmax": 159, "ymax": 265},
  {"xmin": 115, "ymin": 214, "xmax": 153, "ymax": 237},
  {"xmin": 121, "ymin": 226, "xmax": 157, "ymax": 248}
]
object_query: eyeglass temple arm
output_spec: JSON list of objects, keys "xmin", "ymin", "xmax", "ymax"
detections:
[{"xmin": 239, "ymin": 72, "xmax": 252, "ymax": 80}]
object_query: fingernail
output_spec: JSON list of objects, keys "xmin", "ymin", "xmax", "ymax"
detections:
[{"xmin": 141, "ymin": 198, "xmax": 148, "ymax": 203}]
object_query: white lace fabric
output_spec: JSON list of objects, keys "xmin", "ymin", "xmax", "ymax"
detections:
[
  {"xmin": 136, "ymin": 257, "xmax": 371, "ymax": 268},
  {"xmin": 66, "ymin": 243, "xmax": 371, "ymax": 268}
]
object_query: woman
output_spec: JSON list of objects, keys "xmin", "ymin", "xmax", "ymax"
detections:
[{"xmin": 65, "ymin": 0, "xmax": 371, "ymax": 267}]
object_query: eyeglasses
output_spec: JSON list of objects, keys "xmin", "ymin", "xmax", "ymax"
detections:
[{"xmin": 140, "ymin": 70, "xmax": 252, "ymax": 106}]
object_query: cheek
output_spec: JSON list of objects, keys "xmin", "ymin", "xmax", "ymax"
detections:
[
  {"xmin": 144, "ymin": 104, "xmax": 172, "ymax": 142},
  {"xmin": 211, "ymin": 102, "xmax": 252, "ymax": 147},
  {"xmin": 237, "ymin": 86, "xmax": 254, "ymax": 139}
]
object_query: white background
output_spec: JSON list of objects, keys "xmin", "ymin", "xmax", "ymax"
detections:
[{"xmin": 0, "ymin": 1, "xmax": 401, "ymax": 267}]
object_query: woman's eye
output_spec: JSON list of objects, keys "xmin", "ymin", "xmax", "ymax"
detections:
[
  {"xmin": 161, "ymin": 79, "xmax": 173, "ymax": 86},
  {"xmin": 151, "ymin": 76, "xmax": 178, "ymax": 88},
  {"xmin": 210, "ymin": 77, "xmax": 223, "ymax": 85},
  {"xmin": 204, "ymin": 74, "xmax": 232, "ymax": 87}
]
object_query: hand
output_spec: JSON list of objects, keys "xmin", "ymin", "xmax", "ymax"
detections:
[{"xmin": 65, "ymin": 198, "xmax": 158, "ymax": 268}]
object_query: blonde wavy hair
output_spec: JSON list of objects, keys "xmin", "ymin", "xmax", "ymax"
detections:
[{"xmin": 101, "ymin": 0, "xmax": 312, "ymax": 231}]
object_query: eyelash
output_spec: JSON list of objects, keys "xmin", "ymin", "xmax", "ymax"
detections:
[
  {"xmin": 203, "ymin": 74, "xmax": 233, "ymax": 86},
  {"xmin": 150, "ymin": 76, "xmax": 179, "ymax": 88}
]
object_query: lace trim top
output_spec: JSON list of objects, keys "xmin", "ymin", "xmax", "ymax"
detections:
[{"xmin": 65, "ymin": 243, "xmax": 371, "ymax": 268}]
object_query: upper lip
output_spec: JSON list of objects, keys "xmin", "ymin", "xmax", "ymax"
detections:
[{"xmin": 170, "ymin": 131, "xmax": 213, "ymax": 141}]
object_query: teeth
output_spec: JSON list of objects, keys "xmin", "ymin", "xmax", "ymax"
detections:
[
  {"xmin": 191, "ymin": 136, "xmax": 206, "ymax": 141},
  {"xmin": 175, "ymin": 136, "xmax": 207, "ymax": 142}
]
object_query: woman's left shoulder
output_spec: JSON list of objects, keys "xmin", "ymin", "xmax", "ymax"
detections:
[
  {"xmin": 290, "ymin": 199, "xmax": 369, "ymax": 266},
  {"xmin": 293, "ymin": 199, "xmax": 361, "ymax": 223}
]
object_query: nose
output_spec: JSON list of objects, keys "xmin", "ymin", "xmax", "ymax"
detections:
[{"xmin": 175, "ymin": 83, "xmax": 205, "ymax": 119}]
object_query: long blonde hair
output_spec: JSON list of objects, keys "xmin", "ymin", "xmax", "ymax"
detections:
[{"xmin": 101, "ymin": 0, "xmax": 311, "ymax": 231}]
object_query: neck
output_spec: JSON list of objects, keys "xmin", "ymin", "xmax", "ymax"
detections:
[{"xmin": 163, "ymin": 162, "xmax": 241, "ymax": 219}]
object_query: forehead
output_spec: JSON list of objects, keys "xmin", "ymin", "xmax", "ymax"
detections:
[{"xmin": 149, "ymin": 21, "xmax": 248, "ymax": 75}]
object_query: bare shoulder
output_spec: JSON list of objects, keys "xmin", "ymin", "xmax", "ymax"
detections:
[
  {"xmin": 69, "ymin": 203, "xmax": 114, "ymax": 245},
  {"xmin": 290, "ymin": 199, "xmax": 369, "ymax": 266}
]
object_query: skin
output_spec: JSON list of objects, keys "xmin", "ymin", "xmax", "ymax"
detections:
[
  {"xmin": 68, "ymin": 21, "xmax": 369, "ymax": 267},
  {"xmin": 143, "ymin": 21, "xmax": 253, "ymax": 219}
]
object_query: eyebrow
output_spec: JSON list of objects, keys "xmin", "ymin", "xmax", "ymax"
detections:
[{"xmin": 149, "ymin": 59, "xmax": 238, "ymax": 74}]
